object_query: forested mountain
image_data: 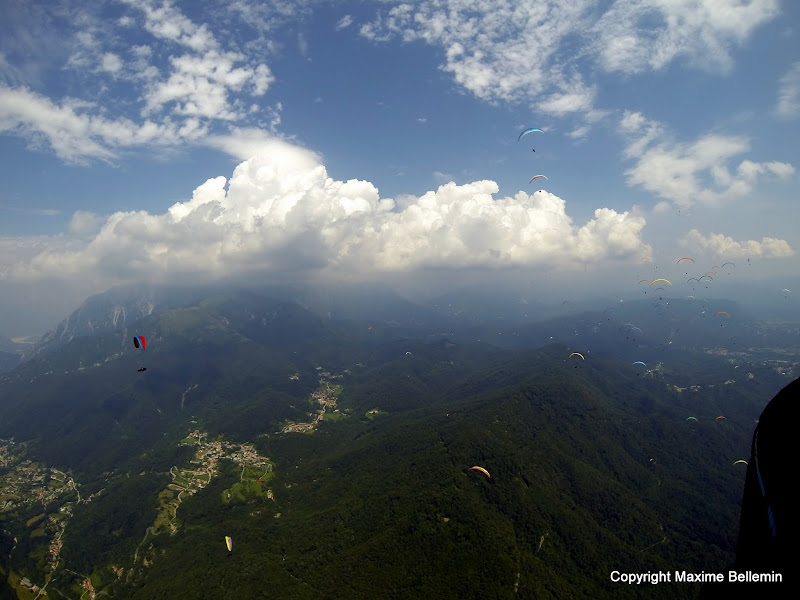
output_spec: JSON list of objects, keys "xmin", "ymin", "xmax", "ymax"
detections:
[{"xmin": 0, "ymin": 288, "xmax": 794, "ymax": 599}]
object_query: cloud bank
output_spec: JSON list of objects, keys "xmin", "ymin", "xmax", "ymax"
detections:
[
  {"xmin": 2, "ymin": 141, "xmax": 648, "ymax": 286},
  {"xmin": 681, "ymin": 229, "xmax": 795, "ymax": 258}
]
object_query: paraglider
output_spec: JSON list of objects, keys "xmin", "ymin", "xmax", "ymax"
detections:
[
  {"xmin": 518, "ymin": 128, "xmax": 544, "ymax": 141},
  {"xmin": 716, "ymin": 416, "xmax": 726, "ymax": 420},
  {"xmin": 632, "ymin": 361, "xmax": 647, "ymax": 367},
  {"xmin": 721, "ymin": 262, "xmax": 735, "ymax": 268},
  {"xmin": 225, "ymin": 536, "xmax": 233, "ymax": 552},
  {"xmin": 638, "ymin": 279, "xmax": 651, "ymax": 285},
  {"xmin": 529, "ymin": 175, "xmax": 548, "ymax": 184},
  {"xmin": 569, "ymin": 352, "xmax": 585, "ymax": 368},
  {"xmin": 470, "ymin": 466, "xmax": 491, "ymax": 478},
  {"xmin": 714, "ymin": 311, "xmax": 729, "ymax": 318},
  {"xmin": 650, "ymin": 279, "xmax": 671, "ymax": 286},
  {"xmin": 676, "ymin": 257, "xmax": 695, "ymax": 263},
  {"xmin": 133, "ymin": 336, "xmax": 147, "ymax": 372},
  {"xmin": 686, "ymin": 417, "xmax": 699, "ymax": 422},
  {"xmin": 733, "ymin": 460, "xmax": 748, "ymax": 466}
]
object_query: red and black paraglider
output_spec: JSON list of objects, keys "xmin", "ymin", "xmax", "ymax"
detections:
[{"xmin": 133, "ymin": 336, "xmax": 146, "ymax": 372}]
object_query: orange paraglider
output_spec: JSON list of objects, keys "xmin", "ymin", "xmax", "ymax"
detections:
[{"xmin": 469, "ymin": 466, "xmax": 491, "ymax": 478}]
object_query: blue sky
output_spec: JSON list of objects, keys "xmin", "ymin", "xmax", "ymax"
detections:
[{"xmin": 1, "ymin": 0, "xmax": 798, "ymax": 335}]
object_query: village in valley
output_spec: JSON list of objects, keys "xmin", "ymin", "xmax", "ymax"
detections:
[
  {"xmin": 280, "ymin": 368, "xmax": 349, "ymax": 433},
  {"xmin": 0, "ymin": 368, "xmax": 363, "ymax": 598}
]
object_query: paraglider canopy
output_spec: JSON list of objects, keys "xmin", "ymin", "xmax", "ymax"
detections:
[
  {"xmin": 225, "ymin": 536, "xmax": 233, "ymax": 552},
  {"xmin": 133, "ymin": 336, "xmax": 146, "ymax": 349},
  {"xmin": 518, "ymin": 127, "xmax": 544, "ymax": 141},
  {"xmin": 529, "ymin": 175, "xmax": 548, "ymax": 184},
  {"xmin": 469, "ymin": 466, "xmax": 491, "ymax": 478},
  {"xmin": 569, "ymin": 352, "xmax": 585, "ymax": 360}
]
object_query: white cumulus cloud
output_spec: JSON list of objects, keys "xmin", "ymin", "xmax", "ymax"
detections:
[
  {"xmin": 67, "ymin": 211, "xmax": 105, "ymax": 237},
  {"xmin": 0, "ymin": 85, "xmax": 193, "ymax": 163},
  {"xmin": 620, "ymin": 111, "xmax": 794, "ymax": 207},
  {"xmin": 2, "ymin": 141, "xmax": 648, "ymax": 285},
  {"xmin": 358, "ymin": 0, "xmax": 780, "ymax": 122},
  {"xmin": 125, "ymin": 0, "xmax": 217, "ymax": 52},
  {"xmin": 143, "ymin": 49, "xmax": 273, "ymax": 120},
  {"xmin": 681, "ymin": 229, "xmax": 795, "ymax": 258},
  {"xmin": 591, "ymin": 0, "xmax": 780, "ymax": 74},
  {"xmin": 99, "ymin": 52, "xmax": 123, "ymax": 74}
]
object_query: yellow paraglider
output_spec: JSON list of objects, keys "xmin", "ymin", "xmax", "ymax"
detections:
[
  {"xmin": 470, "ymin": 466, "xmax": 491, "ymax": 478},
  {"xmin": 569, "ymin": 352, "xmax": 585, "ymax": 360},
  {"xmin": 225, "ymin": 536, "xmax": 233, "ymax": 552},
  {"xmin": 650, "ymin": 279, "xmax": 672, "ymax": 286},
  {"xmin": 733, "ymin": 460, "xmax": 748, "ymax": 466}
]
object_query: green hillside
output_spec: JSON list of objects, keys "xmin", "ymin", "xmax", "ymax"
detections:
[{"xmin": 0, "ymin": 291, "xmax": 790, "ymax": 599}]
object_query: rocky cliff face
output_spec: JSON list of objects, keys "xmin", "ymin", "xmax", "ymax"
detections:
[
  {"xmin": 20, "ymin": 281, "xmax": 443, "ymax": 363},
  {"xmin": 21, "ymin": 285, "xmax": 174, "ymax": 361}
]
